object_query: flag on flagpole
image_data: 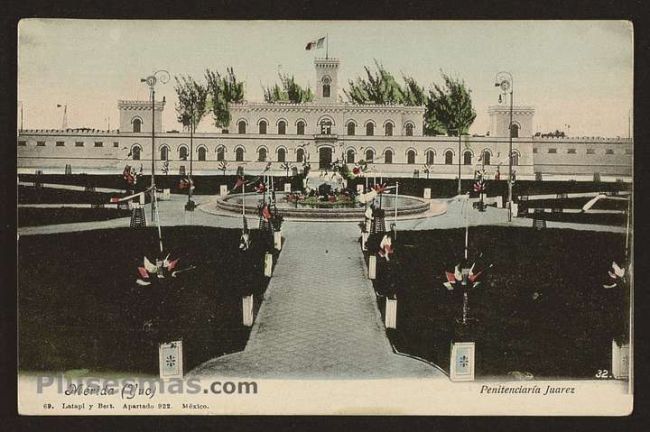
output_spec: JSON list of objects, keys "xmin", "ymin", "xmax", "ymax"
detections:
[{"xmin": 305, "ymin": 37, "xmax": 326, "ymax": 50}]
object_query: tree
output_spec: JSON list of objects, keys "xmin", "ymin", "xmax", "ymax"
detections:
[
  {"xmin": 427, "ymin": 72, "xmax": 476, "ymax": 136},
  {"xmin": 344, "ymin": 60, "xmax": 403, "ymax": 105},
  {"xmin": 399, "ymin": 75, "xmax": 427, "ymax": 106},
  {"xmin": 264, "ymin": 73, "xmax": 314, "ymax": 103},
  {"xmin": 174, "ymin": 75, "xmax": 208, "ymax": 133},
  {"xmin": 205, "ymin": 67, "xmax": 245, "ymax": 129}
]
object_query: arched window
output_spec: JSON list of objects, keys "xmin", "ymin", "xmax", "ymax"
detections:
[
  {"xmin": 296, "ymin": 121, "xmax": 305, "ymax": 135},
  {"xmin": 160, "ymin": 146, "xmax": 168, "ymax": 161},
  {"xmin": 320, "ymin": 119, "xmax": 332, "ymax": 135},
  {"xmin": 258, "ymin": 147, "xmax": 267, "ymax": 162},
  {"xmin": 235, "ymin": 147, "xmax": 244, "ymax": 162},
  {"xmin": 277, "ymin": 148, "xmax": 286, "ymax": 163},
  {"xmin": 132, "ymin": 145, "xmax": 141, "ymax": 160},
  {"xmin": 445, "ymin": 150, "xmax": 453, "ymax": 165},
  {"xmin": 366, "ymin": 123, "xmax": 374, "ymax": 136},
  {"xmin": 365, "ymin": 149, "xmax": 374, "ymax": 163},
  {"xmin": 278, "ymin": 120, "xmax": 286, "ymax": 135},
  {"xmin": 385, "ymin": 123, "xmax": 393, "ymax": 136},
  {"xmin": 323, "ymin": 83, "xmax": 330, "ymax": 98},
  {"xmin": 217, "ymin": 146, "xmax": 225, "ymax": 161},
  {"xmin": 346, "ymin": 149, "xmax": 355, "ymax": 164},
  {"xmin": 238, "ymin": 121, "xmax": 246, "ymax": 134},
  {"xmin": 198, "ymin": 147, "xmax": 207, "ymax": 161},
  {"xmin": 512, "ymin": 151, "xmax": 520, "ymax": 166},
  {"xmin": 510, "ymin": 123, "xmax": 519, "ymax": 138},
  {"xmin": 464, "ymin": 151, "xmax": 472, "ymax": 165},
  {"xmin": 407, "ymin": 150, "xmax": 416, "ymax": 164},
  {"xmin": 347, "ymin": 123, "xmax": 356, "ymax": 136},
  {"xmin": 179, "ymin": 146, "xmax": 188, "ymax": 161},
  {"xmin": 259, "ymin": 120, "xmax": 267, "ymax": 135},
  {"xmin": 483, "ymin": 151, "xmax": 491, "ymax": 166},
  {"xmin": 405, "ymin": 123, "xmax": 414, "ymax": 136},
  {"xmin": 296, "ymin": 148, "xmax": 305, "ymax": 163},
  {"xmin": 133, "ymin": 118, "xmax": 142, "ymax": 133},
  {"xmin": 426, "ymin": 150, "xmax": 435, "ymax": 165},
  {"xmin": 385, "ymin": 150, "xmax": 393, "ymax": 164}
]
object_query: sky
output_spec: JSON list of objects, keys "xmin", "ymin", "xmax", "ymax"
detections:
[{"xmin": 18, "ymin": 20, "xmax": 633, "ymax": 137}]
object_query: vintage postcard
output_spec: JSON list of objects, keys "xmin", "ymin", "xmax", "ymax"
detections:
[{"xmin": 16, "ymin": 19, "xmax": 633, "ymax": 415}]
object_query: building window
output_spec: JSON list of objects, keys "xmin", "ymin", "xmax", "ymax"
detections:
[
  {"xmin": 222, "ymin": 129, "xmax": 229, "ymax": 134},
  {"xmin": 445, "ymin": 150, "xmax": 453, "ymax": 165},
  {"xmin": 217, "ymin": 146, "xmax": 225, "ymax": 161},
  {"xmin": 568, "ymin": 148, "xmax": 576, "ymax": 154},
  {"xmin": 37, "ymin": 141, "xmax": 45, "ymax": 146},
  {"xmin": 606, "ymin": 149, "xmax": 614, "ymax": 155},
  {"xmin": 133, "ymin": 118, "xmax": 142, "ymax": 133},
  {"xmin": 407, "ymin": 150, "xmax": 416, "ymax": 165},
  {"xmin": 259, "ymin": 121, "xmax": 267, "ymax": 135},
  {"xmin": 587, "ymin": 148, "xmax": 596, "ymax": 155},
  {"xmin": 235, "ymin": 147, "xmax": 244, "ymax": 162},
  {"xmin": 385, "ymin": 123, "xmax": 393, "ymax": 136},
  {"xmin": 385, "ymin": 150, "xmax": 393, "ymax": 164},
  {"xmin": 75, "ymin": 141, "xmax": 84, "ymax": 147},
  {"xmin": 258, "ymin": 147, "xmax": 267, "ymax": 162},
  {"xmin": 512, "ymin": 152, "xmax": 519, "ymax": 166},
  {"xmin": 510, "ymin": 123, "xmax": 519, "ymax": 138},
  {"xmin": 18, "ymin": 140, "xmax": 27, "ymax": 146},
  {"xmin": 405, "ymin": 123, "xmax": 414, "ymax": 136},
  {"xmin": 323, "ymin": 83, "xmax": 330, "ymax": 98},
  {"xmin": 365, "ymin": 149, "xmax": 374, "ymax": 163},
  {"xmin": 160, "ymin": 147, "xmax": 168, "ymax": 161},
  {"xmin": 113, "ymin": 142, "xmax": 119, "ymax": 148},
  {"xmin": 94, "ymin": 141, "xmax": 103, "ymax": 147},
  {"xmin": 297, "ymin": 121, "xmax": 305, "ymax": 135},
  {"xmin": 278, "ymin": 121, "xmax": 287, "ymax": 135},
  {"xmin": 463, "ymin": 151, "xmax": 472, "ymax": 165},
  {"xmin": 320, "ymin": 119, "xmax": 332, "ymax": 135},
  {"xmin": 482, "ymin": 151, "xmax": 491, "ymax": 165},
  {"xmin": 132, "ymin": 146, "xmax": 141, "ymax": 160},
  {"xmin": 296, "ymin": 148, "xmax": 305, "ymax": 163},
  {"xmin": 179, "ymin": 146, "xmax": 188, "ymax": 161},
  {"xmin": 198, "ymin": 147, "xmax": 207, "ymax": 161},
  {"xmin": 548, "ymin": 148, "xmax": 557, "ymax": 154},
  {"xmin": 238, "ymin": 121, "xmax": 247, "ymax": 134},
  {"xmin": 277, "ymin": 148, "xmax": 286, "ymax": 163},
  {"xmin": 366, "ymin": 123, "xmax": 374, "ymax": 136},
  {"xmin": 533, "ymin": 148, "xmax": 538, "ymax": 153},
  {"xmin": 56, "ymin": 141, "xmax": 65, "ymax": 147},
  {"xmin": 347, "ymin": 123, "xmax": 355, "ymax": 136},
  {"xmin": 426, "ymin": 150, "xmax": 434, "ymax": 165},
  {"xmin": 346, "ymin": 149, "xmax": 355, "ymax": 163}
]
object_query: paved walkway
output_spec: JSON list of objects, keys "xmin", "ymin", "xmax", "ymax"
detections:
[{"xmin": 190, "ymin": 221, "xmax": 444, "ymax": 379}]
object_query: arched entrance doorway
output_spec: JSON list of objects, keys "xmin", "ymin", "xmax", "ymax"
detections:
[{"xmin": 318, "ymin": 146, "xmax": 333, "ymax": 170}]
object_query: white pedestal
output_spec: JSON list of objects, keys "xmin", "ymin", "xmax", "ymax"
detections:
[
  {"xmin": 284, "ymin": 183, "xmax": 291, "ymax": 193},
  {"xmin": 385, "ymin": 298, "xmax": 397, "ymax": 329},
  {"xmin": 511, "ymin": 202, "xmax": 519, "ymax": 217},
  {"xmin": 139, "ymin": 192, "xmax": 146, "ymax": 205},
  {"xmin": 361, "ymin": 231, "xmax": 369, "ymax": 251},
  {"xmin": 242, "ymin": 295, "xmax": 254, "ymax": 327},
  {"xmin": 161, "ymin": 188, "xmax": 171, "ymax": 200},
  {"xmin": 423, "ymin": 187, "xmax": 431, "ymax": 199},
  {"xmin": 612, "ymin": 340, "xmax": 630, "ymax": 379},
  {"xmin": 368, "ymin": 255, "xmax": 377, "ymax": 280},
  {"xmin": 264, "ymin": 252, "xmax": 273, "ymax": 277},
  {"xmin": 159, "ymin": 340, "xmax": 183, "ymax": 379},
  {"xmin": 220, "ymin": 184, "xmax": 228, "ymax": 197},
  {"xmin": 450, "ymin": 341, "xmax": 475, "ymax": 382},
  {"xmin": 357, "ymin": 184, "xmax": 364, "ymax": 194},
  {"xmin": 495, "ymin": 196, "xmax": 503, "ymax": 208},
  {"xmin": 273, "ymin": 230, "xmax": 282, "ymax": 250}
]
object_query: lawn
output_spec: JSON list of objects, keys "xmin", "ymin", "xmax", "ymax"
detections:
[
  {"xmin": 18, "ymin": 226, "xmax": 274, "ymax": 375},
  {"xmin": 369, "ymin": 226, "xmax": 628, "ymax": 378}
]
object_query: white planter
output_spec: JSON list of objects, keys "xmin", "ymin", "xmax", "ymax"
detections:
[
  {"xmin": 612, "ymin": 339, "xmax": 630, "ymax": 379},
  {"xmin": 423, "ymin": 187, "xmax": 431, "ymax": 199},
  {"xmin": 264, "ymin": 252, "xmax": 273, "ymax": 277},
  {"xmin": 450, "ymin": 341, "xmax": 475, "ymax": 382},
  {"xmin": 495, "ymin": 196, "xmax": 503, "ymax": 208},
  {"xmin": 139, "ymin": 192, "xmax": 146, "ymax": 205},
  {"xmin": 511, "ymin": 202, "xmax": 519, "ymax": 217},
  {"xmin": 220, "ymin": 184, "xmax": 229, "ymax": 197},
  {"xmin": 368, "ymin": 255, "xmax": 377, "ymax": 280},
  {"xmin": 284, "ymin": 183, "xmax": 291, "ymax": 193},
  {"xmin": 242, "ymin": 295, "xmax": 254, "ymax": 327},
  {"xmin": 159, "ymin": 340, "xmax": 183, "ymax": 379},
  {"xmin": 161, "ymin": 188, "xmax": 171, "ymax": 201},
  {"xmin": 385, "ymin": 298, "xmax": 397, "ymax": 329},
  {"xmin": 273, "ymin": 230, "xmax": 282, "ymax": 250}
]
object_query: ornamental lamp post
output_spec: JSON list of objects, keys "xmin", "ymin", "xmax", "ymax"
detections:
[
  {"xmin": 495, "ymin": 71, "xmax": 514, "ymax": 222},
  {"xmin": 141, "ymin": 70, "xmax": 170, "ymax": 220}
]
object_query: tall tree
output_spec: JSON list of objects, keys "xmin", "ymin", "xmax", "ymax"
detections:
[
  {"xmin": 427, "ymin": 72, "xmax": 476, "ymax": 136},
  {"xmin": 264, "ymin": 73, "xmax": 314, "ymax": 103},
  {"xmin": 344, "ymin": 60, "xmax": 403, "ymax": 105},
  {"xmin": 399, "ymin": 75, "xmax": 427, "ymax": 106},
  {"xmin": 174, "ymin": 75, "xmax": 208, "ymax": 133},
  {"xmin": 205, "ymin": 67, "xmax": 245, "ymax": 129}
]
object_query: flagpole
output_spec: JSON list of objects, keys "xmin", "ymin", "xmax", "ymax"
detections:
[
  {"xmin": 326, "ymin": 33, "xmax": 329, "ymax": 59},
  {"xmin": 394, "ymin": 181, "xmax": 399, "ymax": 239},
  {"xmin": 464, "ymin": 193, "xmax": 469, "ymax": 261}
]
